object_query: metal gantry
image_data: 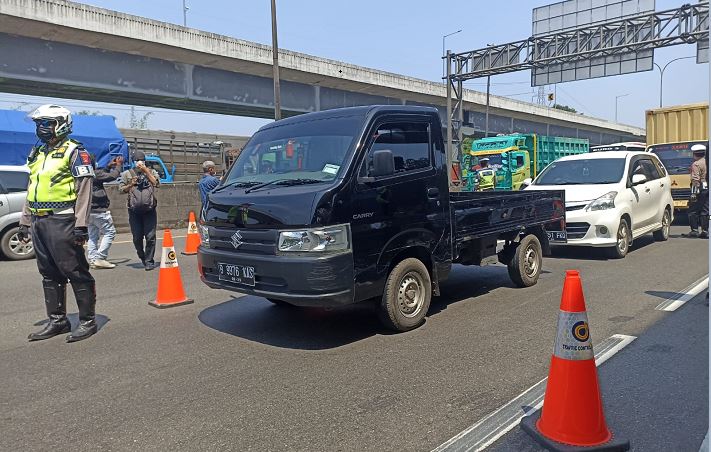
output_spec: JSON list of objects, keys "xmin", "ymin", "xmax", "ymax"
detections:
[{"xmin": 444, "ymin": 1, "xmax": 709, "ymax": 185}]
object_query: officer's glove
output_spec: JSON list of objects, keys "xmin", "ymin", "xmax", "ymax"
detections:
[
  {"xmin": 73, "ymin": 227, "xmax": 89, "ymax": 246},
  {"xmin": 691, "ymin": 193, "xmax": 698, "ymax": 203},
  {"xmin": 17, "ymin": 225, "xmax": 31, "ymax": 244}
]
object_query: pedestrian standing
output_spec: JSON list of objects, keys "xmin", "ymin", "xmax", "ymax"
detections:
[
  {"xmin": 687, "ymin": 144, "xmax": 709, "ymax": 238},
  {"xmin": 119, "ymin": 150, "xmax": 160, "ymax": 270},
  {"xmin": 87, "ymin": 154, "xmax": 123, "ymax": 269},
  {"xmin": 18, "ymin": 104, "xmax": 98, "ymax": 342},
  {"xmin": 199, "ymin": 160, "xmax": 221, "ymax": 206}
]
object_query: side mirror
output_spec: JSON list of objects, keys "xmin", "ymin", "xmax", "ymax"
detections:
[
  {"xmin": 371, "ymin": 149, "xmax": 395, "ymax": 177},
  {"xmin": 631, "ymin": 173, "xmax": 647, "ymax": 186},
  {"xmin": 520, "ymin": 178, "xmax": 533, "ymax": 189}
]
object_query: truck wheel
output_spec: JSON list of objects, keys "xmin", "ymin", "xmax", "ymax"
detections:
[
  {"xmin": 378, "ymin": 258, "xmax": 432, "ymax": 332},
  {"xmin": 653, "ymin": 208, "xmax": 671, "ymax": 242},
  {"xmin": 507, "ymin": 234, "xmax": 542, "ymax": 288},
  {"xmin": 0, "ymin": 227, "xmax": 35, "ymax": 261},
  {"xmin": 606, "ymin": 219, "xmax": 630, "ymax": 259}
]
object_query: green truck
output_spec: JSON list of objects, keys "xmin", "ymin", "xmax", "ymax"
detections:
[{"xmin": 462, "ymin": 134, "xmax": 590, "ymax": 191}]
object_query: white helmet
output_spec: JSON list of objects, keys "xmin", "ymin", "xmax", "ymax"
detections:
[
  {"xmin": 30, "ymin": 104, "xmax": 73, "ymax": 138},
  {"xmin": 691, "ymin": 144, "xmax": 707, "ymax": 155}
]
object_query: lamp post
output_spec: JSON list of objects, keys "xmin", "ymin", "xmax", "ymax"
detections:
[
  {"xmin": 484, "ymin": 43, "xmax": 495, "ymax": 137},
  {"xmin": 271, "ymin": 0, "xmax": 281, "ymax": 120},
  {"xmin": 653, "ymin": 56, "xmax": 696, "ymax": 108},
  {"xmin": 182, "ymin": 0, "xmax": 188, "ymax": 26},
  {"xmin": 615, "ymin": 93, "xmax": 629, "ymax": 123},
  {"xmin": 442, "ymin": 29, "xmax": 462, "ymax": 81}
]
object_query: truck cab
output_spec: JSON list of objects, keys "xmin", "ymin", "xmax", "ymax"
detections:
[{"xmin": 198, "ymin": 106, "xmax": 565, "ymax": 332}]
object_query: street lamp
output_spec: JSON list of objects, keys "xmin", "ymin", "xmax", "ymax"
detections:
[
  {"xmin": 271, "ymin": 0, "xmax": 282, "ymax": 120},
  {"xmin": 615, "ymin": 93, "xmax": 629, "ymax": 123},
  {"xmin": 182, "ymin": 0, "xmax": 188, "ymax": 26},
  {"xmin": 484, "ymin": 43, "xmax": 495, "ymax": 137},
  {"xmin": 654, "ymin": 56, "xmax": 696, "ymax": 108},
  {"xmin": 442, "ymin": 29, "xmax": 462, "ymax": 81}
]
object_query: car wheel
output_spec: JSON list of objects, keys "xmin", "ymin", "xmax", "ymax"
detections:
[
  {"xmin": 378, "ymin": 258, "xmax": 432, "ymax": 332},
  {"xmin": 653, "ymin": 209, "xmax": 671, "ymax": 241},
  {"xmin": 0, "ymin": 226, "xmax": 35, "ymax": 261},
  {"xmin": 607, "ymin": 219, "xmax": 630, "ymax": 259},
  {"xmin": 507, "ymin": 234, "xmax": 543, "ymax": 287}
]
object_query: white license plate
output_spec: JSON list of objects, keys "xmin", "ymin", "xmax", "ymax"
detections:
[
  {"xmin": 218, "ymin": 263, "xmax": 255, "ymax": 286},
  {"xmin": 547, "ymin": 231, "xmax": 567, "ymax": 242}
]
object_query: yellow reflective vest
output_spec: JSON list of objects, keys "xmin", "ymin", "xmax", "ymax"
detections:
[{"xmin": 26, "ymin": 139, "xmax": 81, "ymax": 213}]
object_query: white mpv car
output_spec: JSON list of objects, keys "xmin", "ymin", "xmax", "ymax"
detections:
[{"xmin": 525, "ymin": 151, "xmax": 674, "ymax": 258}]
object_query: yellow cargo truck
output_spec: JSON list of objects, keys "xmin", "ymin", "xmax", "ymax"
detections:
[{"xmin": 645, "ymin": 103, "xmax": 709, "ymax": 211}]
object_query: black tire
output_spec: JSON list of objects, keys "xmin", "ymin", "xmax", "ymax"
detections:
[
  {"xmin": 607, "ymin": 218, "xmax": 631, "ymax": 259},
  {"xmin": 0, "ymin": 226, "xmax": 35, "ymax": 261},
  {"xmin": 653, "ymin": 208, "xmax": 671, "ymax": 242},
  {"xmin": 378, "ymin": 258, "xmax": 432, "ymax": 332},
  {"xmin": 266, "ymin": 298, "xmax": 294, "ymax": 307},
  {"xmin": 507, "ymin": 234, "xmax": 543, "ymax": 288}
]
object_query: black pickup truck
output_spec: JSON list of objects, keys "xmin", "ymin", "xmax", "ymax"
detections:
[{"xmin": 198, "ymin": 106, "xmax": 565, "ymax": 331}]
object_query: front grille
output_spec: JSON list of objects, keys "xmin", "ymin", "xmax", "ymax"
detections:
[
  {"xmin": 671, "ymin": 188, "xmax": 691, "ymax": 201},
  {"xmin": 566, "ymin": 222, "xmax": 590, "ymax": 239},
  {"xmin": 565, "ymin": 204, "xmax": 586, "ymax": 212},
  {"xmin": 209, "ymin": 228, "xmax": 278, "ymax": 255}
]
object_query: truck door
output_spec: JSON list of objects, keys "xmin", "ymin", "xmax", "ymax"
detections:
[{"xmin": 350, "ymin": 116, "xmax": 446, "ymax": 301}]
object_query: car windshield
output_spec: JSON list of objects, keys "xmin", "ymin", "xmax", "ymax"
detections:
[
  {"xmin": 648, "ymin": 141, "xmax": 707, "ymax": 175},
  {"xmin": 535, "ymin": 158, "xmax": 625, "ymax": 185},
  {"xmin": 223, "ymin": 115, "xmax": 361, "ymax": 186}
]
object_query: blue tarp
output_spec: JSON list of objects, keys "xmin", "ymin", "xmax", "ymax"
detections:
[{"xmin": 0, "ymin": 109, "xmax": 129, "ymax": 167}]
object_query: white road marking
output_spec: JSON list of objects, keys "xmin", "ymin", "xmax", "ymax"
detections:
[
  {"xmin": 432, "ymin": 334, "xmax": 636, "ymax": 452},
  {"xmin": 655, "ymin": 275, "xmax": 709, "ymax": 312}
]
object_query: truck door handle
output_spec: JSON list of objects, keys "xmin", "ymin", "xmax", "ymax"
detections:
[{"xmin": 427, "ymin": 188, "xmax": 440, "ymax": 198}]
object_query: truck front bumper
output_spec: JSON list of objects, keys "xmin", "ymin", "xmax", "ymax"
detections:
[{"xmin": 198, "ymin": 246, "xmax": 355, "ymax": 307}]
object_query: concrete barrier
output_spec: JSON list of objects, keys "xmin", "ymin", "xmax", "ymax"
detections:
[{"xmin": 106, "ymin": 182, "xmax": 202, "ymax": 233}]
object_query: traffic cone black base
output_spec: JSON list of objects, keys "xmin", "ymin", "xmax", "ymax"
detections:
[{"xmin": 521, "ymin": 414, "xmax": 629, "ymax": 451}]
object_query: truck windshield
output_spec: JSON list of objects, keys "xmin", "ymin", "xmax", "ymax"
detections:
[
  {"xmin": 224, "ymin": 116, "xmax": 361, "ymax": 186},
  {"xmin": 471, "ymin": 154, "xmax": 504, "ymax": 170},
  {"xmin": 535, "ymin": 158, "xmax": 625, "ymax": 185},
  {"xmin": 648, "ymin": 141, "xmax": 706, "ymax": 175}
]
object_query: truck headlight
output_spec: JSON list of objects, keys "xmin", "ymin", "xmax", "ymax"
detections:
[
  {"xmin": 586, "ymin": 191, "xmax": 617, "ymax": 211},
  {"xmin": 278, "ymin": 224, "xmax": 351, "ymax": 253},
  {"xmin": 199, "ymin": 224, "xmax": 210, "ymax": 248}
]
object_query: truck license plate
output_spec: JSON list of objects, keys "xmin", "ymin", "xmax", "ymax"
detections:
[
  {"xmin": 218, "ymin": 263, "xmax": 255, "ymax": 286},
  {"xmin": 547, "ymin": 231, "xmax": 567, "ymax": 242}
]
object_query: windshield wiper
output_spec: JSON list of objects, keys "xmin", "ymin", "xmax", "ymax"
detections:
[
  {"xmin": 244, "ymin": 178, "xmax": 325, "ymax": 194},
  {"xmin": 211, "ymin": 180, "xmax": 261, "ymax": 194}
]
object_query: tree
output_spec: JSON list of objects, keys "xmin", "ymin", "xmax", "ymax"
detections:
[
  {"xmin": 128, "ymin": 106, "xmax": 153, "ymax": 129},
  {"xmin": 552, "ymin": 104, "xmax": 578, "ymax": 114}
]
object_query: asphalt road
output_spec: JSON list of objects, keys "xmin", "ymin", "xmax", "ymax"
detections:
[{"xmin": 0, "ymin": 225, "xmax": 707, "ymax": 451}]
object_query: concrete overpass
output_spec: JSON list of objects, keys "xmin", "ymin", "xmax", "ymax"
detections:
[{"xmin": 0, "ymin": 0, "xmax": 645, "ymax": 144}]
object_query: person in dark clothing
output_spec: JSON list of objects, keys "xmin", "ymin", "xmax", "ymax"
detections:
[
  {"xmin": 119, "ymin": 150, "xmax": 160, "ymax": 271},
  {"xmin": 19, "ymin": 104, "xmax": 98, "ymax": 343},
  {"xmin": 88, "ymin": 154, "xmax": 123, "ymax": 269},
  {"xmin": 199, "ymin": 160, "xmax": 221, "ymax": 206}
]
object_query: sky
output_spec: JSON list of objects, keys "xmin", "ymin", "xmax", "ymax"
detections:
[{"xmin": 1, "ymin": 0, "xmax": 708, "ymax": 135}]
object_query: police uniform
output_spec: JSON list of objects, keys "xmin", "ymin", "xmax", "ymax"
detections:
[
  {"xmin": 21, "ymin": 137, "xmax": 97, "ymax": 342},
  {"xmin": 689, "ymin": 154, "xmax": 709, "ymax": 237}
]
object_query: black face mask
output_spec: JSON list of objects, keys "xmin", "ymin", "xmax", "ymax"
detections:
[{"xmin": 36, "ymin": 125, "xmax": 55, "ymax": 143}]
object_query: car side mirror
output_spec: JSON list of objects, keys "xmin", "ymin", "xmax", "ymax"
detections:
[
  {"xmin": 631, "ymin": 173, "xmax": 647, "ymax": 186},
  {"xmin": 520, "ymin": 178, "xmax": 533, "ymax": 189},
  {"xmin": 371, "ymin": 149, "xmax": 395, "ymax": 177}
]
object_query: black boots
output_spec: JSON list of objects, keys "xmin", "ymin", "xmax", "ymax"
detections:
[
  {"xmin": 28, "ymin": 280, "xmax": 71, "ymax": 341},
  {"xmin": 66, "ymin": 282, "xmax": 97, "ymax": 343},
  {"xmin": 29, "ymin": 280, "xmax": 98, "ymax": 343}
]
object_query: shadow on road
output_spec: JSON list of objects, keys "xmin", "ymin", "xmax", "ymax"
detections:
[
  {"xmin": 546, "ymin": 234, "xmax": 658, "ymax": 261},
  {"xmin": 645, "ymin": 290, "xmax": 683, "ymax": 301},
  {"xmin": 198, "ymin": 265, "xmax": 526, "ymax": 349}
]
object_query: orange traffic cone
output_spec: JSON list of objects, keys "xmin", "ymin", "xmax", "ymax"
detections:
[
  {"xmin": 182, "ymin": 211, "xmax": 200, "ymax": 255},
  {"xmin": 149, "ymin": 229, "xmax": 194, "ymax": 309},
  {"xmin": 520, "ymin": 270, "xmax": 629, "ymax": 451}
]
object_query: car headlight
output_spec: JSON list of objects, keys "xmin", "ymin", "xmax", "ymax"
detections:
[
  {"xmin": 586, "ymin": 191, "xmax": 618, "ymax": 211},
  {"xmin": 278, "ymin": 223, "xmax": 351, "ymax": 253},
  {"xmin": 199, "ymin": 224, "xmax": 210, "ymax": 248}
]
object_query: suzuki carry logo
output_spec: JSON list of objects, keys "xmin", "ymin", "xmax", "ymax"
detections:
[
  {"xmin": 353, "ymin": 212, "xmax": 375, "ymax": 220},
  {"xmin": 231, "ymin": 231, "xmax": 244, "ymax": 249}
]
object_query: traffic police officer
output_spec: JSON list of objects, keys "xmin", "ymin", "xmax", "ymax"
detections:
[
  {"xmin": 475, "ymin": 157, "xmax": 496, "ymax": 191},
  {"xmin": 688, "ymin": 144, "xmax": 709, "ymax": 239},
  {"xmin": 18, "ymin": 105, "xmax": 98, "ymax": 342}
]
